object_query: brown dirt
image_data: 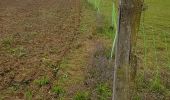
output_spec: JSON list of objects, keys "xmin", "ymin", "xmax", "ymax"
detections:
[
  {"xmin": 0, "ymin": 0, "xmax": 83, "ymax": 99},
  {"xmin": 0, "ymin": 0, "xmax": 113, "ymax": 99}
]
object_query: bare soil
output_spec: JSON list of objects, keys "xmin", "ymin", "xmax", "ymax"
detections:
[{"xmin": 0, "ymin": 0, "xmax": 84, "ymax": 99}]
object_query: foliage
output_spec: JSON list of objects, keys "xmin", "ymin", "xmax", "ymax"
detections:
[
  {"xmin": 96, "ymin": 83, "xmax": 112, "ymax": 100},
  {"xmin": 135, "ymin": 74, "xmax": 148, "ymax": 89},
  {"xmin": 52, "ymin": 85, "xmax": 65, "ymax": 96},
  {"xmin": 34, "ymin": 76, "xmax": 49, "ymax": 87},
  {"xmin": 73, "ymin": 91, "xmax": 90, "ymax": 100},
  {"xmin": 10, "ymin": 46, "xmax": 27, "ymax": 58},
  {"xmin": 10, "ymin": 84, "xmax": 20, "ymax": 91},
  {"xmin": 150, "ymin": 77, "xmax": 165, "ymax": 93},
  {"xmin": 25, "ymin": 90, "xmax": 33, "ymax": 100},
  {"xmin": 132, "ymin": 95, "xmax": 142, "ymax": 100},
  {"xmin": 1, "ymin": 37, "xmax": 13, "ymax": 48}
]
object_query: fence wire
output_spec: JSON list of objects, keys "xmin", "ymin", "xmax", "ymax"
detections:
[{"xmin": 87, "ymin": 0, "xmax": 170, "ymax": 99}]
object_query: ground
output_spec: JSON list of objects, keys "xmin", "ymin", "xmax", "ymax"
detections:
[
  {"xmin": 0, "ymin": 0, "xmax": 84, "ymax": 99},
  {"xmin": 0, "ymin": 0, "xmax": 112, "ymax": 99},
  {"xmin": 1, "ymin": 0, "xmax": 170, "ymax": 100}
]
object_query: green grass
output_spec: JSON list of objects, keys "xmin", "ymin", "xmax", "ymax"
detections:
[
  {"xmin": 141, "ymin": 0, "xmax": 170, "ymax": 76},
  {"xmin": 1, "ymin": 37, "xmax": 13, "ymax": 48},
  {"xmin": 96, "ymin": 83, "xmax": 112, "ymax": 100},
  {"xmin": 145, "ymin": 0, "xmax": 170, "ymax": 30},
  {"xmin": 87, "ymin": 0, "xmax": 170, "ymax": 99},
  {"xmin": 9, "ymin": 83, "xmax": 20, "ymax": 91},
  {"xmin": 59, "ymin": 73, "xmax": 69, "ymax": 82},
  {"xmin": 10, "ymin": 46, "xmax": 27, "ymax": 58},
  {"xmin": 51, "ymin": 85, "xmax": 65, "ymax": 96},
  {"xmin": 132, "ymin": 95, "xmax": 142, "ymax": 100},
  {"xmin": 73, "ymin": 91, "xmax": 90, "ymax": 100},
  {"xmin": 140, "ymin": 0, "xmax": 170, "ymax": 69},
  {"xmin": 34, "ymin": 76, "xmax": 50, "ymax": 87},
  {"xmin": 1, "ymin": 37, "xmax": 27, "ymax": 58},
  {"xmin": 87, "ymin": 0, "xmax": 116, "ymax": 38},
  {"xmin": 135, "ymin": 74, "xmax": 148, "ymax": 90},
  {"xmin": 25, "ymin": 90, "xmax": 33, "ymax": 100},
  {"xmin": 135, "ymin": 0, "xmax": 170, "ymax": 98},
  {"xmin": 150, "ymin": 77, "xmax": 166, "ymax": 93}
]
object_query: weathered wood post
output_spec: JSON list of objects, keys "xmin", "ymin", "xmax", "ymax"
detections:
[{"xmin": 112, "ymin": 0, "xmax": 143, "ymax": 100}]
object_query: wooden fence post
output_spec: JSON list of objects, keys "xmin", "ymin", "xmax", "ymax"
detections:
[{"xmin": 112, "ymin": 0, "xmax": 143, "ymax": 100}]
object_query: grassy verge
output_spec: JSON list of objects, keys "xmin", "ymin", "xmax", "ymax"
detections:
[
  {"xmin": 87, "ymin": 0, "xmax": 170, "ymax": 99},
  {"xmin": 86, "ymin": 0, "xmax": 116, "ymax": 38},
  {"xmin": 135, "ymin": 0, "xmax": 170, "ymax": 99}
]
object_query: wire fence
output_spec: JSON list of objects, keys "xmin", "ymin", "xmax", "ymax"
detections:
[
  {"xmin": 136, "ymin": 1, "xmax": 170, "ymax": 98},
  {"xmin": 87, "ymin": 0, "xmax": 170, "ymax": 99}
]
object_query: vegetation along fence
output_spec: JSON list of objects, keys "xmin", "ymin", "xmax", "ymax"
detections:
[{"xmin": 87, "ymin": 0, "xmax": 170, "ymax": 99}]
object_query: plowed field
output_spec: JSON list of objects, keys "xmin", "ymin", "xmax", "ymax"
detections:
[{"xmin": 0, "ymin": 0, "xmax": 85, "ymax": 99}]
